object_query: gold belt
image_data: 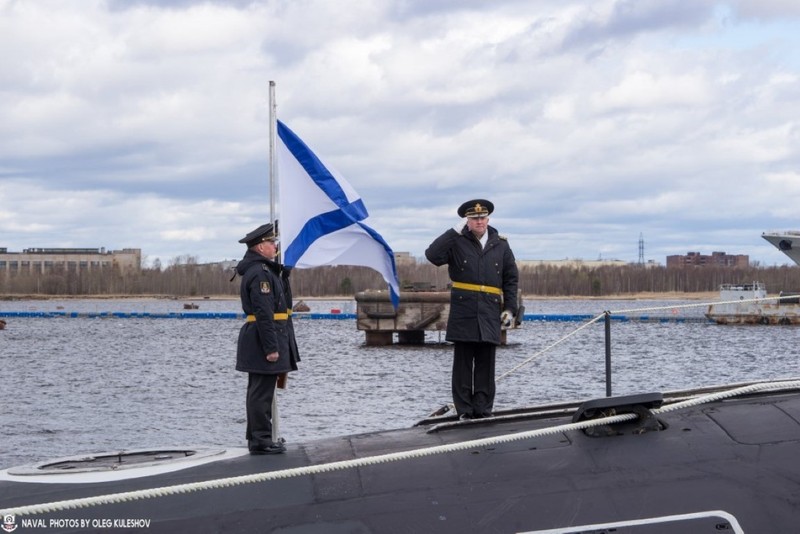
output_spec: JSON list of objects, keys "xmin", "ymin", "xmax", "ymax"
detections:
[
  {"xmin": 246, "ymin": 311, "xmax": 290, "ymax": 322},
  {"xmin": 451, "ymin": 281, "xmax": 502, "ymax": 295}
]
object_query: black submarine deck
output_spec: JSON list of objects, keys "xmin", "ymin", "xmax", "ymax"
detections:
[{"xmin": 2, "ymin": 382, "xmax": 800, "ymax": 533}]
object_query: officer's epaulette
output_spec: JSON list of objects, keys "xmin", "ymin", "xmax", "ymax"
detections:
[
  {"xmin": 499, "ymin": 235, "xmax": 508, "ymax": 241},
  {"xmin": 262, "ymin": 264, "xmax": 270, "ymax": 271}
]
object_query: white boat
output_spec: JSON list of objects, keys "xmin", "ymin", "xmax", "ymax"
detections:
[
  {"xmin": 762, "ymin": 230, "xmax": 800, "ymax": 266},
  {"xmin": 705, "ymin": 282, "xmax": 800, "ymax": 325},
  {"xmin": 705, "ymin": 231, "xmax": 800, "ymax": 325}
]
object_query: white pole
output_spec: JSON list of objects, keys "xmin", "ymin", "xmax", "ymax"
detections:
[
  {"xmin": 272, "ymin": 386, "xmax": 280, "ymax": 444},
  {"xmin": 268, "ymin": 80, "xmax": 281, "ymax": 444},
  {"xmin": 268, "ymin": 80, "xmax": 277, "ymax": 224}
]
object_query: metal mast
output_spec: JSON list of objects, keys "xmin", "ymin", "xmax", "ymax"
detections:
[
  {"xmin": 638, "ymin": 233, "xmax": 645, "ymax": 265},
  {"xmin": 268, "ymin": 81, "xmax": 277, "ymax": 223},
  {"xmin": 268, "ymin": 80, "xmax": 282, "ymax": 444}
]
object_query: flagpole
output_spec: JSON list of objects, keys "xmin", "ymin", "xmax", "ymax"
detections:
[
  {"xmin": 268, "ymin": 80, "xmax": 277, "ymax": 224},
  {"xmin": 268, "ymin": 80, "xmax": 281, "ymax": 445}
]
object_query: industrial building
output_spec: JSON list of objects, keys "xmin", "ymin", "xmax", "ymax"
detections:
[{"xmin": 0, "ymin": 247, "xmax": 142, "ymax": 276}]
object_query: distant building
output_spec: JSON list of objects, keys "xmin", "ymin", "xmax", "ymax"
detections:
[
  {"xmin": 0, "ymin": 247, "xmax": 142, "ymax": 276},
  {"xmin": 666, "ymin": 251, "xmax": 749, "ymax": 268},
  {"xmin": 393, "ymin": 252, "xmax": 417, "ymax": 266},
  {"xmin": 209, "ymin": 260, "xmax": 237, "ymax": 271}
]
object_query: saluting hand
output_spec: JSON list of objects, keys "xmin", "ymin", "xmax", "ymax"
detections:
[{"xmin": 266, "ymin": 351, "xmax": 279, "ymax": 362}]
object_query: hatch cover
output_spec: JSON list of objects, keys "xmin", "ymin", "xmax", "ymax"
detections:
[{"xmin": 1, "ymin": 447, "xmax": 247, "ymax": 482}]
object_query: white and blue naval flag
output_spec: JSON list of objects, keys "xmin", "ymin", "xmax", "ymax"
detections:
[{"xmin": 276, "ymin": 120, "xmax": 400, "ymax": 308}]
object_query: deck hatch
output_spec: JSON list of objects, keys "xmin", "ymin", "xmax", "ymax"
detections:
[{"xmin": 6, "ymin": 448, "xmax": 226, "ymax": 476}]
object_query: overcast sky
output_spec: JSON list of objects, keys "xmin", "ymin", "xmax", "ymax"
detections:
[{"xmin": 2, "ymin": 0, "xmax": 799, "ymax": 268}]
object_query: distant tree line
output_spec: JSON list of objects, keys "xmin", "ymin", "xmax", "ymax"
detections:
[{"xmin": 3, "ymin": 258, "xmax": 800, "ymax": 298}]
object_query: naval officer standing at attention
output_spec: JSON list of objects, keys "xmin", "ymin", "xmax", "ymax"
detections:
[
  {"xmin": 235, "ymin": 222, "xmax": 299, "ymax": 454},
  {"xmin": 425, "ymin": 199, "xmax": 519, "ymax": 420}
]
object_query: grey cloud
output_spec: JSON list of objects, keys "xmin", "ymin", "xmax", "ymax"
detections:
[
  {"xmin": 1, "ymin": 0, "xmax": 799, "ymax": 267},
  {"xmin": 560, "ymin": 0, "xmax": 716, "ymax": 51}
]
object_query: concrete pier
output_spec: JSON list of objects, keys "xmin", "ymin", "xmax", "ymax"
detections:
[{"xmin": 355, "ymin": 289, "xmax": 524, "ymax": 346}]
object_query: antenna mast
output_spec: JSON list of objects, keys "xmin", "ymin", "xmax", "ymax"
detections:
[{"xmin": 638, "ymin": 233, "xmax": 645, "ymax": 264}]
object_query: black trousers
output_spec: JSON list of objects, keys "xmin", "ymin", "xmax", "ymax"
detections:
[
  {"xmin": 452, "ymin": 342, "xmax": 496, "ymax": 417},
  {"xmin": 245, "ymin": 373, "xmax": 278, "ymax": 446}
]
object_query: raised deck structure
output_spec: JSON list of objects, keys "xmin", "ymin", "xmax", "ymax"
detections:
[{"xmin": 355, "ymin": 289, "xmax": 523, "ymax": 345}]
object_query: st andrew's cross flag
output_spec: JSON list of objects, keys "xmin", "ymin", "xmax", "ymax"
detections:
[{"xmin": 276, "ymin": 120, "xmax": 400, "ymax": 308}]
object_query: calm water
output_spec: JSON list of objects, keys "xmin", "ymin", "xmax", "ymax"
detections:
[{"xmin": 1, "ymin": 297, "xmax": 799, "ymax": 470}]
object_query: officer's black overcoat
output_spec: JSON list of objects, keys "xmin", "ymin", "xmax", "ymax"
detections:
[
  {"xmin": 425, "ymin": 225, "xmax": 519, "ymax": 345},
  {"xmin": 235, "ymin": 250, "xmax": 297, "ymax": 375}
]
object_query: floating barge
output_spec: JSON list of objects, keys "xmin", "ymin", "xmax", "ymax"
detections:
[{"xmin": 705, "ymin": 282, "xmax": 800, "ymax": 325}]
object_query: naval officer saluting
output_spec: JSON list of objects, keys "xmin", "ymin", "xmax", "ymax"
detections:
[
  {"xmin": 425, "ymin": 199, "xmax": 519, "ymax": 420},
  {"xmin": 235, "ymin": 222, "xmax": 299, "ymax": 454}
]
